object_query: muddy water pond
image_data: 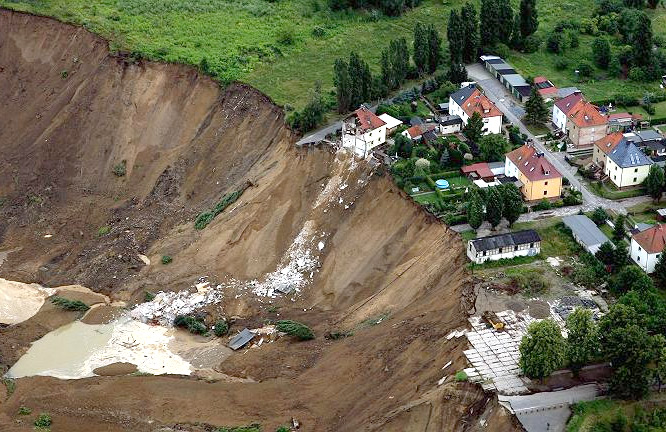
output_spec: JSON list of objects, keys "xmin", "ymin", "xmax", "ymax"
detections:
[
  {"xmin": 0, "ymin": 278, "xmax": 56, "ymax": 325},
  {"xmin": 7, "ymin": 317, "xmax": 193, "ymax": 379}
]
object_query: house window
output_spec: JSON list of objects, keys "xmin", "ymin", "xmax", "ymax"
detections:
[
  {"xmin": 544, "ymin": 191, "xmax": 548, "ymax": 196},
  {"xmin": 638, "ymin": 256, "xmax": 641, "ymax": 261},
  {"xmin": 639, "ymin": 246, "xmax": 642, "ymax": 251},
  {"xmin": 545, "ymin": 181, "xmax": 548, "ymax": 185},
  {"xmin": 635, "ymin": 168, "xmax": 638, "ymax": 173},
  {"xmin": 469, "ymin": 244, "xmax": 472, "ymax": 250},
  {"xmin": 530, "ymin": 243, "xmax": 534, "ymax": 248},
  {"xmin": 483, "ymin": 251, "xmax": 487, "ymax": 256},
  {"xmin": 514, "ymin": 246, "xmax": 518, "ymax": 251},
  {"xmin": 499, "ymin": 248, "xmax": 503, "ymax": 253},
  {"xmin": 634, "ymin": 177, "xmax": 637, "ymax": 182}
]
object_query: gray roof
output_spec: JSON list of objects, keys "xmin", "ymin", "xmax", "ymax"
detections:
[
  {"xmin": 562, "ymin": 215, "xmax": 609, "ymax": 249},
  {"xmin": 504, "ymin": 74, "xmax": 529, "ymax": 87},
  {"xmin": 557, "ymin": 87, "xmax": 581, "ymax": 99},
  {"xmin": 450, "ymin": 85, "xmax": 477, "ymax": 106},
  {"xmin": 607, "ymin": 140, "xmax": 653, "ymax": 168},
  {"xmin": 228, "ymin": 328, "xmax": 256, "ymax": 350},
  {"xmin": 625, "ymin": 130, "xmax": 663, "ymax": 143},
  {"xmin": 657, "ymin": 208, "xmax": 666, "ymax": 216},
  {"xmin": 515, "ymin": 85, "xmax": 532, "ymax": 97},
  {"xmin": 439, "ymin": 114, "xmax": 463, "ymax": 126},
  {"xmin": 488, "ymin": 161, "xmax": 505, "ymax": 169},
  {"xmin": 469, "ymin": 230, "xmax": 540, "ymax": 252},
  {"xmin": 410, "ymin": 116, "xmax": 424, "ymax": 126}
]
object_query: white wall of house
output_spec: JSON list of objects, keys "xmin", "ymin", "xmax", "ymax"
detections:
[
  {"xmin": 482, "ymin": 116, "xmax": 503, "ymax": 135},
  {"xmin": 467, "ymin": 241, "xmax": 540, "ymax": 264},
  {"xmin": 439, "ymin": 123, "xmax": 461, "ymax": 135},
  {"xmin": 552, "ymin": 105, "xmax": 567, "ymax": 131},
  {"xmin": 605, "ymin": 158, "xmax": 651, "ymax": 188},
  {"xmin": 342, "ymin": 125, "xmax": 387, "ymax": 158},
  {"xmin": 630, "ymin": 238, "xmax": 660, "ymax": 273},
  {"xmin": 504, "ymin": 157, "xmax": 521, "ymax": 178},
  {"xmin": 448, "ymin": 97, "xmax": 469, "ymax": 124}
]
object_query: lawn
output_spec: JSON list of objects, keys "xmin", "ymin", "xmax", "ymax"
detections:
[
  {"xmin": 566, "ymin": 395, "xmax": 666, "ymax": 432},
  {"xmin": 513, "ymin": 218, "xmax": 578, "ymax": 257},
  {"xmin": 588, "ymin": 180, "xmax": 647, "ymax": 200}
]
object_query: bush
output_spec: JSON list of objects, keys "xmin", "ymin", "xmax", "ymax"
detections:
[
  {"xmin": 214, "ymin": 319, "xmax": 229, "ymax": 337},
  {"xmin": 195, "ymin": 186, "xmax": 248, "ymax": 230},
  {"xmin": 161, "ymin": 255, "xmax": 173, "ymax": 265},
  {"xmin": 510, "ymin": 271, "xmax": 550, "ymax": 295},
  {"xmin": 533, "ymin": 199, "xmax": 552, "ymax": 211},
  {"xmin": 277, "ymin": 27, "xmax": 295, "ymax": 45},
  {"xmin": 97, "ymin": 225, "xmax": 111, "ymax": 237},
  {"xmin": 34, "ymin": 413, "xmax": 52, "ymax": 428},
  {"xmin": 18, "ymin": 406, "xmax": 31, "ymax": 415},
  {"xmin": 455, "ymin": 370, "xmax": 468, "ymax": 381},
  {"xmin": 577, "ymin": 61, "xmax": 594, "ymax": 78},
  {"xmin": 51, "ymin": 296, "xmax": 90, "ymax": 311},
  {"xmin": 174, "ymin": 314, "xmax": 207, "ymax": 335},
  {"xmin": 554, "ymin": 57, "xmax": 569, "ymax": 71},
  {"xmin": 112, "ymin": 161, "xmax": 127, "ymax": 177},
  {"xmin": 311, "ymin": 25, "xmax": 325, "ymax": 38},
  {"xmin": 276, "ymin": 320, "xmax": 315, "ymax": 340}
]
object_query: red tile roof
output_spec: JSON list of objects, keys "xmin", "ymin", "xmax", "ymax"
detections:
[
  {"xmin": 594, "ymin": 132, "xmax": 625, "ymax": 156},
  {"xmin": 405, "ymin": 124, "xmax": 436, "ymax": 139},
  {"xmin": 461, "ymin": 162, "xmax": 495, "ymax": 179},
  {"xmin": 568, "ymin": 100, "xmax": 608, "ymax": 128},
  {"xmin": 554, "ymin": 92, "xmax": 583, "ymax": 115},
  {"xmin": 461, "ymin": 89, "xmax": 502, "ymax": 119},
  {"xmin": 633, "ymin": 224, "xmax": 666, "ymax": 254},
  {"xmin": 534, "ymin": 76, "xmax": 558, "ymax": 96},
  {"xmin": 350, "ymin": 107, "xmax": 386, "ymax": 132},
  {"xmin": 506, "ymin": 145, "xmax": 562, "ymax": 182},
  {"xmin": 608, "ymin": 112, "xmax": 643, "ymax": 121}
]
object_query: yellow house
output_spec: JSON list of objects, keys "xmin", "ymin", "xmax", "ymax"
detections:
[{"xmin": 504, "ymin": 145, "xmax": 563, "ymax": 201}]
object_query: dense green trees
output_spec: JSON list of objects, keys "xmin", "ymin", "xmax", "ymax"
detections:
[
  {"xmin": 463, "ymin": 112, "xmax": 484, "ymax": 143},
  {"xmin": 467, "ymin": 190, "xmax": 485, "ymax": 229},
  {"xmin": 654, "ymin": 247, "xmax": 666, "ymax": 290},
  {"xmin": 519, "ymin": 0, "xmax": 538, "ymax": 38},
  {"xmin": 460, "ymin": 2, "xmax": 480, "ymax": 63},
  {"xmin": 328, "ymin": 0, "xmax": 422, "ymax": 17},
  {"xmin": 414, "ymin": 24, "xmax": 442, "ymax": 75},
  {"xmin": 591, "ymin": 207, "xmax": 609, "ymax": 226},
  {"xmin": 592, "ymin": 37, "xmax": 612, "ymax": 69},
  {"xmin": 500, "ymin": 183, "xmax": 523, "ymax": 226},
  {"xmin": 524, "ymin": 86, "xmax": 549, "ymax": 124},
  {"xmin": 634, "ymin": 11, "xmax": 654, "ymax": 68},
  {"xmin": 381, "ymin": 38, "xmax": 410, "ymax": 91},
  {"xmin": 447, "ymin": 10, "xmax": 464, "ymax": 64},
  {"xmin": 613, "ymin": 214, "xmax": 627, "ymax": 242},
  {"xmin": 334, "ymin": 52, "xmax": 373, "ymax": 113},
  {"xmin": 645, "ymin": 164, "xmax": 665, "ymax": 202},
  {"xmin": 565, "ymin": 309, "xmax": 599, "ymax": 376},
  {"xmin": 519, "ymin": 319, "xmax": 565, "ymax": 379},
  {"xmin": 479, "ymin": 134, "xmax": 509, "ymax": 162},
  {"xmin": 485, "ymin": 187, "xmax": 504, "ymax": 228}
]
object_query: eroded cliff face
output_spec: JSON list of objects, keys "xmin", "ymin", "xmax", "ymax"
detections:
[{"xmin": 0, "ymin": 9, "xmax": 520, "ymax": 432}]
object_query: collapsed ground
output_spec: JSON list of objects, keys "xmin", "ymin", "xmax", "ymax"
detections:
[{"xmin": 0, "ymin": 10, "xmax": 521, "ymax": 432}]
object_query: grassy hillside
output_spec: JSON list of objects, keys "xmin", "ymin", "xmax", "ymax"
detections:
[
  {"xmin": 3, "ymin": 0, "xmax": 666, "ymax": 110},
  {"xmin": 0, "ymin": 0, "xmax": 452, "ymax": 108}
]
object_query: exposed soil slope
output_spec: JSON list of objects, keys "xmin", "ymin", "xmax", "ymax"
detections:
[{"xmin": 0, "ymin": 9, "xmax": 521, "ymax": 432}]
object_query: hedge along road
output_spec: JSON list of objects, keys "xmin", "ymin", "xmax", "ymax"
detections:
[{"xmin": 465, "ymin": 63, "xmax": 651, "ymax": 215}]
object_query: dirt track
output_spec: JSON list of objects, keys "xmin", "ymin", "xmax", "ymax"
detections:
[{"xmin": 0, "ymin": 9, "xmax": 522, "ymax": 431}]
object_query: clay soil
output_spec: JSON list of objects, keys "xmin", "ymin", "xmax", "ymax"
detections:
[{"xmin": 0, "ymin": 9, "xmax": 522, "ymax": 432}]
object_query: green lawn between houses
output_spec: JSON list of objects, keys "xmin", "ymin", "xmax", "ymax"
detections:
[{"xmin": 6, "ymin": 0, "xmax": 666, "ymax": 111}]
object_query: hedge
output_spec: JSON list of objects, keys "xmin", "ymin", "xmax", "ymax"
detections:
[
  {"xmin": 444, "ymin": 213, "xmax": 468, "ymax": 225},
  {"xmin": 650, "ymin": 117, "xmax": 666, "ymax": 126}
]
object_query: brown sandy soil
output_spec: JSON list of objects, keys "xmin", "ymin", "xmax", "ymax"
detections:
[
  {"xmin": 92, "ymin": 362, "xmax": 138, "ymax": 376},
  {"xmin": 0, "ymin": 9, "xmax": 523, "ymax": 431}
]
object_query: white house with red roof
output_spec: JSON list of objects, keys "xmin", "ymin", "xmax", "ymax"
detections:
[
  {"xmin": 630, "ymin": 224, "xmax": 666, "ymax": 273},
  {"xmin": 552, "ymin": 92, "xmax": 583, "ymax": 132},
  {"xmin": 448, "ymin": 85, "xmax": 503, "ymax": 135},
  {"xmin": 342, "ymin": 106, "xmax": 387, "ymax": 157}
]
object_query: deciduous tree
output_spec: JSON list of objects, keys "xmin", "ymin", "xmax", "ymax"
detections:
[
  {"xmin": 592, "ymin": 37, "xmax": 612, "ymax": 69},
  {"xmin": 566, "ymin": 308, "xmax": 599, "ymax": 376},
  {"xmin": 500, "ymin": 183, "xmax": 523, "ymax": 226},
  {"xmin": 519, "ymin": 0, "xmax": 538, "ymax": 38},
  {"xmin": 479, "ymin": 134, "xmax": 509, "ymax": 162},
  {"xmin": 447, "ymin": 10, "xmax": 464, "ymax": 63},
  {"xmin": 467, "ymin": 190, "xmax": 485, "ymax": 229},
  {"xmin": 591, "ymin": 207, "xmax": 609, "ymax": 226},
  {"xmin": 519, "ymin": 319, "xmax": 565, "ymax": 380},
  {"xmin": 485, "ymin": 187, "xmax": 504, "ymax": 227},
  {"xmin": 613, "ymin": 214, "xmax": 627, "ymax": 243},
  {"xmin": 645, "ymin": 164, "xmax": 665, "ymax": 202},
  {"xmin": 524, "ymin": 86, "xmax": 549, "ymax": 124}
]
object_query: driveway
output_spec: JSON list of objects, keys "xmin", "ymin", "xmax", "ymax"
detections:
[{"xmin": 466, "ymin": 63, "xmax": 650, "ymax": 214}]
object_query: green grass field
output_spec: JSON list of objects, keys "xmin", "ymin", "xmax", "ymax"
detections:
[{"xmin": 4, "ymin": 0, "xmax": 666, "ymax": 111}]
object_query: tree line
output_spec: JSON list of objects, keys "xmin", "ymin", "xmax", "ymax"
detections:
[
  {"xmin": 328, "ymin": 0, "xmax": 422, "ymax": 17},
  {"xmin": 334, "ymin": 22, "xmax": 442, "ymax": 113},
  {"xmin": 467, "ymin": 182, "xmax": 523, "ymax": 229}
]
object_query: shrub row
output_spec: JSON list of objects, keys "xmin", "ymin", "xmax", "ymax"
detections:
[
  {"xmin": 50, "ymin": 296, "xmax": 90, "ymax": 312},
  {"xmin": 195, "ymin": 184, "xmax": 249, "ymax": 230}
]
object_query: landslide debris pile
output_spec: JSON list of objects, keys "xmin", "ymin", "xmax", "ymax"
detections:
[{"xmin": 0, "ymin": 9, "xmax": 520, "ymax": 432}]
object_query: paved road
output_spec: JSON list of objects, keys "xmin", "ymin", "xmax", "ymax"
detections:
[
  {"xmin": 498, "ymin": 384, "xmax": 600, "ymax": 432},
  {"xmin": 466, "ymin": 63, "xmax": 650, "ymax": 215}
]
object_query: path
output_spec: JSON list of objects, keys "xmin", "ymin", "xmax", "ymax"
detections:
[
  {"xmin": 498, "ymin": 384, "xmax": 601, "ymax": 432},
  {"xmin": 465, "ymin": 64, "xmax": 651, "ymax": 215}
]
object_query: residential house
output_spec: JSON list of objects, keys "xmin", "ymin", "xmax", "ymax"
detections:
[
  {"xmin": 592, "ymin": 132, "xmax": 624, "ymax": 168},
  {"xmin": 562, "ymin": 215, "xmax": 610, "ymax": 255},
  {"xmin": 552, "ymin": 92, "xmax": 583, "ymax": 133},
  {"xmin": 534, "ymin": 76, "xmax": 558, "ymax": 99},
  {"xmin": 402, "ymin": 124, "xmax": 437, "ymax": 141},
  {"xmin": 630, "ymin": 224, "xmax": 666, "ymax": 273},
  {"xmin": 378, "ymin": 113, "xmax": 403, "ymax": 136},
  {"xmin": 438, "ymin": 115, "xmax": 463, "ymax": 135},
  {"xmin": 607, "ymin": 112, "xmax": 642, "ymax": 133},
  {"xmin": 505, "ymin": 144, "xmax": 563, "ymax": 201},
  {"xmin": 467, "ymin": 230, "xmax": 541, "ymax": 264},
  {"xmin": 342, "ymin": 107, "xmax": 387, "ymax": 157},
  {"xmin": 461, "ymin": 162, "xmax": 496, "ymax": 182},
  {"xmin": 448, "ymin": 85, "xmax": 503, "ymax": 135},
  {"xmin": 566, "ymin": 99, "xmax": 608, "ymax": 148},
  {"xmin": 479, "ymin": 55, "xmax": 532, "ymax": 102},
  {"xmin": 624, "ymin": 130, "xmax": 666, "ymax": 157},
  {"xmin": 605, "ymin": 139, "xmax": 653, "ymax": 188}
]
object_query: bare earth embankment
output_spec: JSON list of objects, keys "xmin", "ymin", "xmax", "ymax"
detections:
[{"xmin": 0, "ymin": 9, "xmax": 521, "ymax": 431}]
